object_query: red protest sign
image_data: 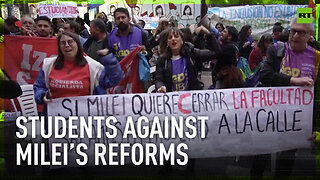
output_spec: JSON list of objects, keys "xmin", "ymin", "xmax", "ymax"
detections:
[
  {"xmin": 125, "ymin": 0, "xmax": 137, "ymax": 8},
  {"xmin": 107, "ymin": 47, "xmax": 144, "ymax": 94},
  {"xmin": 169, "ymin": 3, "xmax": 177, "ymax": 10},
  {"xmin": 4, "ymin": 35, "xmax": 58, "ymax": 112},
  {"xmin": 4, "ymin": 35, "xmax": 58, "ymax": 85}
]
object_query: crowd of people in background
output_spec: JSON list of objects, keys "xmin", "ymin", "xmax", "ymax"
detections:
[{"xmin": 1, "ymin": 6, "xmax": 319, "ymax": 178}]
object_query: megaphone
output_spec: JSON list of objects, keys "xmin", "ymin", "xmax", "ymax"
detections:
[{"xmin": 197, "ymin": 14, "xmax": 211, "ymax": 30}]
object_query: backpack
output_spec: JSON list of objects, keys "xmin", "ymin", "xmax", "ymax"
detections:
[
  {"xmin": 244, "ymin": 62, "xmax": 263, "ymax": 87},
  {"xmin": 237, "ymin": 56, "xmax": 251, "ymax": 81},
  {"xmin": 244, "ymin": 42, "xmax": 285, "ymax": 87}
]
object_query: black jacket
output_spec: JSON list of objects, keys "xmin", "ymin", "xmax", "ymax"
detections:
[
  {"xmin": 155, "ymin": 37, "xmax": 220, "ymax": 92},
  {"xmin": 0, "ymin": 80, "xmax": 22, "ymax": 99},
  {"xmin": 212, "ymin": 41, "xmax": 239, "ymax": 76},
  {"xmin": 238, "ymin": 39, "xmax": 253, "ymax": 59},
  {"xmin": 259, "ymin": 42, "xmax": 290, "ymax": 86}
]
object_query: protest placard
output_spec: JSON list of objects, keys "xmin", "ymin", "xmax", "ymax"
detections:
[
  {"xmin": 37, "ymin": 1, "xmax": 78, "ymax": 18},
  {"xmin": 107, "ymin": 47, "xmax": 144, "ymax": 94},
  {"xmin": 4, "ymin": 35, "xmax": 58, "ymax": 85}
]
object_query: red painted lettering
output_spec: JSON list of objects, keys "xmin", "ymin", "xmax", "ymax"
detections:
[
  {"xmin": 251, "ymin": 89, "xmax": 259, "ymax": 108},
  {"xmin": 240, "ymin": 91, "xmax": 248, "ymax": 109},
  {"xmin": 260, "ymin": 89, "xmax": 266, "ymax": 107},
  {"xmin": 294, "ymin": 88, "xmax": 301, "ymax": 105},
  {"xmin": 303, "ymin": 89, "xmax": 313, "ymax": 105},
  {"xmin": 286, "ymin": 88, "xmax": 294, "ymax": 105},
  {"xmin": 178, "ymin": 93, "xmax": 191, "ymax": 114},
  {"xmin": 267, "ymin": 88, "xmax": 273, "ymax": 106},
  {"xmin": 280, "ymin": 89, "xmax": 286, "ymax": 104}
]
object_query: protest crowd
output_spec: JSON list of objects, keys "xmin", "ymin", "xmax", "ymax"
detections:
[{"xmin": 0, "ymin": 2, "xmax": 319, "ymax": 179}]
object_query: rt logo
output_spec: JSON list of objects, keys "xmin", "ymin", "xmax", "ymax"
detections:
[{"xmin": 297, "ymin": 8, "xmax": 312, "ymax": 23}]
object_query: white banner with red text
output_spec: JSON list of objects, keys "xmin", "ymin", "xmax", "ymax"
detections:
[{"xmin": 43, "ymin": 87, "xmax": 314, "ymax": 167}]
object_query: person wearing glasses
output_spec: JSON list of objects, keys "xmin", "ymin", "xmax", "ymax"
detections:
[
  {"xmin": 260, "ymin": 18, "xmax": 316, "ymax": 87},
  {"xmin": 34, "ymin": 31, "xmax": 122, "ymax": 104},
  {"xmin": 251, "ymin": 18, "xmax": 316, "ymax": 179}
]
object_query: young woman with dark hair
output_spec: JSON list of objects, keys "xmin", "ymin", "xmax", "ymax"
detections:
[
  {"xmin": 237, "ymin": 24, "xmax": 255, "ymax": 59},
  {"xmin": 156, "ymin": 27, "xmax": 220, "ymax": 92},
  {"xmin": 34, "ymin": 31, "xmax": 122, "ymax": 104},
  {"xmin": 248, "ymin": 33, "xmax": 273, "ymax": 71}
]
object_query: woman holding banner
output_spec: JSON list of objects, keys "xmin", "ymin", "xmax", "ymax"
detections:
[
  {"xmin": 155, "ymin": 27, "xmax": 220, "ymax": 93},
  {"xmin": 155, "ymin": 26, "xmax": 220, "ymax": 174},
  {"xmin": 34, "ymin": 31, "xmax": 123, "ymax": 104}
]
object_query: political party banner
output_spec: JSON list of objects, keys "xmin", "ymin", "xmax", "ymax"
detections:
[
  {"xmin": 37, "ymin": 1, "xmax": 78, "ymax": 18},
  {"xmin": 107, "ymin": 47, "xmax": 144, "ymax": 94},
  {"xmin": 4, "ymin": 35, "xmax": 58, "ymax": 85},
  {"xmin": 208, "ymin": 4, "xmax": 307, "ymax": 37},
  {"xmin": 41, "ymin": 87, "xmax": 313, "ymax": 167}
]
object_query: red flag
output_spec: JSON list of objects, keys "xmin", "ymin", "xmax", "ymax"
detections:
[
  {"xmin": 4, "ymin": 35, "xmax": 58, "ymax": 84},
  {"xmin": 149, "ymin": 12, "xmax": 154, "ymax": 17},
  {"xmin": 169, "ymin": 2, "xmax": 177, "ymax": 10},
  {"xmin": 4, "ymin": 35, "xmax": 58, "ymax": 112},
  {"xmin": 141, "ymin": 11, "xmax": 148, "ymax": 17},
  {"xmin": 125, "ymin": 0, "xmax": 137, "ymax": 8},
  {"xmin": 308, "ymin": 0, "xmax": 316, "ymax": 18},
  {"xmin": 107, "ymin": 47, "xmax": 144, "ymax": 94}
]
